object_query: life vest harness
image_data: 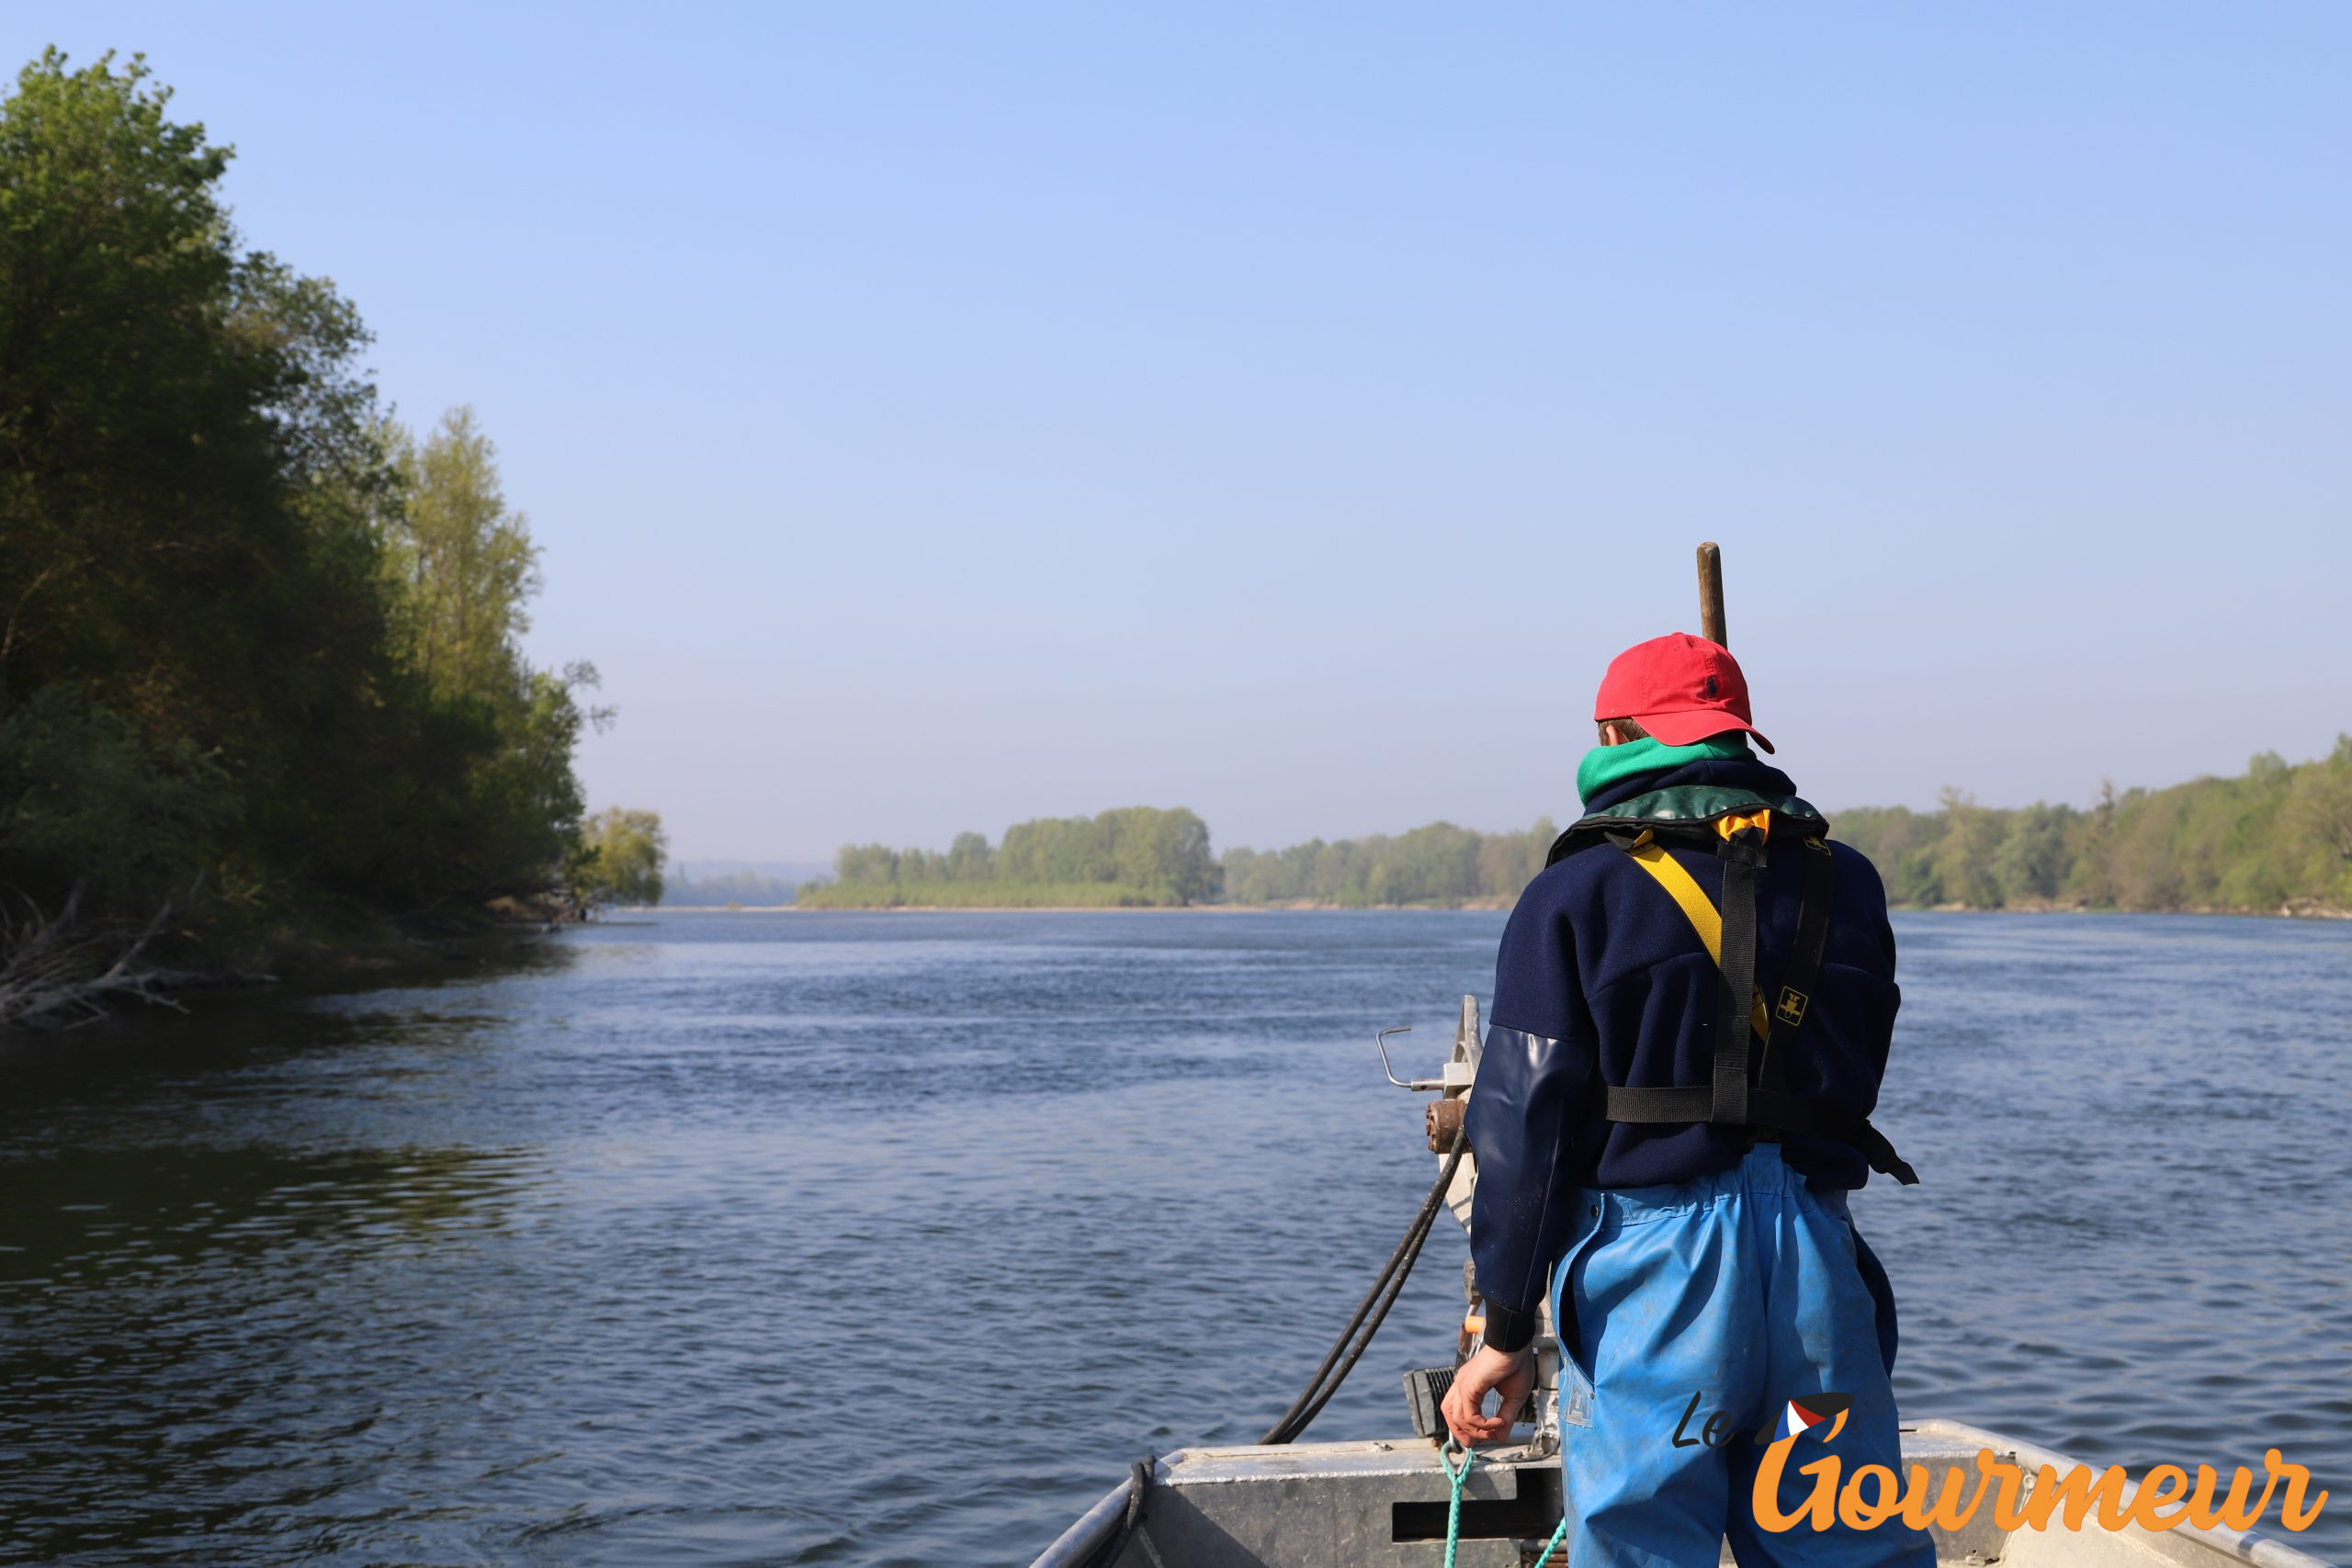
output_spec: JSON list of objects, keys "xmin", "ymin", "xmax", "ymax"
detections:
[{"xmin": 1545, "ymin": 790, "xmax": 1920, "ymax": 1187}]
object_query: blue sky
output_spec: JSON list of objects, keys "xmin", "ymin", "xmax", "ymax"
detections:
[{"xmin": 12, "ymin": 5, "xmax": 2347, "ymax": 861}]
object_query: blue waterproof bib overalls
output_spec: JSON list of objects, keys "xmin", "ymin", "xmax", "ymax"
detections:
[
  {"xmin": 1466, "ymin": 765, "xmax": 1932, "ymax": 1568},
  {"xmin": 1550, "ymin": 1146, "xmax": 1926, "ymax": 1568}
]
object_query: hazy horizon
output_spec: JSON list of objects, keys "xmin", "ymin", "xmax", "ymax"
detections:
[{"xmin": 18, "ymin": 5, "xmax": 2345, "ymax": 862}]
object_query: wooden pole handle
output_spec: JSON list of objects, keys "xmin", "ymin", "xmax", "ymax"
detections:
[{"xmin": 1697, "ymin": 542, "xmax": 1726, "ymax": 648}]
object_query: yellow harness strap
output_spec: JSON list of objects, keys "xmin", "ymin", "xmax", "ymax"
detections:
[{"xmin": 1624, "ymin": 831, "xmax": 1773, "ymax": 1041}]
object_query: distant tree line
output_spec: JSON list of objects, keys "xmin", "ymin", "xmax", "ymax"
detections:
[
  {"xmin": 801, "ymin": 814, "xmax": 1558, "ymax": 909},
  {"xmin": 799, "ymin": 807, "xmax": 1219, "ymax": 908},
  {"xmin": 1833, "ymin": 740, "xmax": 2352, "ymax": 913},
  {"xmin": 1220, "ymin": 820, "xmax": 1558, "ymax": 907},
  {"xmin": 0, "ymin": 54, "xmax": 656, "ymax": 1021},
  {"xmin": 793, "ymin": 739, "xmax": 2352, "ymax": 918},
  {"xmin": 665, "ymin": 869, "xmax": 799, "ymax": 908}
]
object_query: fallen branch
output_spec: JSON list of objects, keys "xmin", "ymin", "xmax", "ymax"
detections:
[{"xmin": 0, "ymin": 886, "xmax": 230, "ymax": 1031}]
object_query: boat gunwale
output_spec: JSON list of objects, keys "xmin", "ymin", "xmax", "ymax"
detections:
[
  {"xmin": 1028, "ymin": 1421, "xmax": 2337, "ymax": 1568},
  {"xmin": 1907, "ymin": 1418, "xmax": 2333, "ymax": 1568}
]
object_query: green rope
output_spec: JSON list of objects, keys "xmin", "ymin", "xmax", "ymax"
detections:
[
  {"xmin": 1440, "ymin": 1440, "xmax": 1570, "ymax": 1568},
  {"xmin": 1439, "ymin": 1440, "xmax": 1476, "ymax": 1568}
]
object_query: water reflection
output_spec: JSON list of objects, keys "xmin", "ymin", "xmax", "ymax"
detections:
[{"xmin": 1, "ymin": 1143, "xmax": 545, "ymax": 1563}]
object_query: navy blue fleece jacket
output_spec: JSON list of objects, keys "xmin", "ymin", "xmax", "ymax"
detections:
[{"xmin": 1462, "ymin": 754, "xmax": 1903, "ymax": 1341}]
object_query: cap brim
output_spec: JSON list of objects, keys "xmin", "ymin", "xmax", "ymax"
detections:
[{"xmin": 1638, "ymin": 707, "xmax": 1775, "ymax": 753}]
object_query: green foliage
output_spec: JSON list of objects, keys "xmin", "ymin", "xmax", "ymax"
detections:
[
  {"xmin": 1991, "ymin": 802, "xmax": 2074, "ymax": 903},
  {"xmin": 808, "ymin": 741, "xmax": 2352, "ymax": 918},
  {"xmin": 1829, "ymin": 743, "xmax": 2352, "ymax": 911},
  {"xmin": 820, "ymin": 807, "xmax": 1221, "ymax": 907},
  {"xmin": 2279, "ymin": 737, "xmax": 2352, "ymax": 906},
  {"xmin": 379, "ymin": 409, "xmax": 542, "ymax": 702},
  {"xmin": 1824, "ymin": 807, "xmax": 1942, "ymax": 906},
  {"xmin": 0, "ymin": 51, "xmax": 608, "ymax": 955},
  {"xmin": 0, "ymin": 686, "xmax": 238, "ymax": 905},
  {"xmin": 1, "ymin": 51, "xmax": 393, "ymax": 897},
  {"xmin": 992, "ymin": 807, "xmax": 1220, "ymax": 902},
  {"xmin": 574, "ymin": 807, "xmax": 667, "ymax": 908},
  {"xmin": 1929, "ymin": 789, "xmax": 2005, "ymax": 911},
  {"xmin": 1221, "ymin": 818, "xmax": 1556, "ymax": 907},
  {"xmin": 945, "ymin": 830, "xmax": 993, "ymax": 882}
]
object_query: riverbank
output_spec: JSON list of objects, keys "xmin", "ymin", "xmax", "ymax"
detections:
[
  {"xmin": 647, "ymin": 897, "xmax": 2352, "ymax": 919},
  {"xmin": 648, "ymin": 902, "xmax": 1254, "ymax": 914},
  {"xmin": 1909, "ymin": 896, "xmax": 2352, "ymax": 919},
  {"xmin": 0, "ymin": 896, "xmax": 574, "ymax": 1032}
]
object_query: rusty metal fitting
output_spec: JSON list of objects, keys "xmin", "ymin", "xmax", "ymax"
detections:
[{"xmin": 1425, "ymin": 1097, "xmax": 1464, "ymax": 1153}]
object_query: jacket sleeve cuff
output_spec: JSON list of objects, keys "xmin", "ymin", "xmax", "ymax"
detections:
[{"xmin": 1482, "ymin": 1299, "xmax": 1539, "ymax": 1354}]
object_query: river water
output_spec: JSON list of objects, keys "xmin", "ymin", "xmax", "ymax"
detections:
[{"xmin": 2, "ymin": 911, "xmax": 2346, "ymax": 1566}]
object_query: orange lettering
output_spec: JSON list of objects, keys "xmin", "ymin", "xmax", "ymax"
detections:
[
  {"xmin": 1981, "ymin": 1452, "xmax": 2031, "ymax": 1532},
  {"xmin": 2020, "ymin": 1464, "xmax": 2134, "ymax": 1532},
  {"xmin": 1750, "ymin": 1436, "xmax": 2320, "ymax": 1537},
  {"xmin": 2188, "ymin": 1464, "xmax": 2278, "ymax": 1532},
  {"xmin": 2269, "ymin": 1450, "xmax": 2329, "ymax": 1532},
  {"xmin": 1901, "ymin": 1461, "xmax": 1988, "ymax": 1533},
  {"xmin": 2130, "ymin": 1465, "xmax": 2191, "ymax": 1530},
  {"xmin": 1753, "ymin": 1436, "xmax": 1840, "ymax": 1532},
  {"xmin": 1838, "ymin": 1465, "xmax": 1903, "ymax": 1530}
]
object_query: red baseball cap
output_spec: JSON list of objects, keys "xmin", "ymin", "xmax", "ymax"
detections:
[{"xmin": 1592, "ymin": 633, "xmax": 1774, "ymax": 752}]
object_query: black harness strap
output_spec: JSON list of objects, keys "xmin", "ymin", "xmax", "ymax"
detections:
[
  {"xmin": 1758, "ymin": 837, "xmax": 1837, "ymax": 1093},
  {"xmin": 1599, "ymin": 823, "xmax": 1921, "ymax": 1187},
  {"xmin": 1601, "ymin": 1085, "xmax": 1713, "ymax": 1121},
  {"xmin": 1747, "ymin": 1089, "xmax": 1921, "ymax": 1187},
  {"xmin": 1710, "ymin": 831, "xmax": 1765, "ymax": 1126}
]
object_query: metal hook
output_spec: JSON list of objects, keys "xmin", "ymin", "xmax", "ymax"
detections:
[
  {"xmin": 1375, "ymin": 1026, "xmax": 1415, "ymax": 1089},
  {"xmin": 1376, "ymin": 1026, "xmax": 1451, "ymax": 1091}
]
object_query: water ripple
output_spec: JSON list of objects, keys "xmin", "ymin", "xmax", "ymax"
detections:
[{"xmin": 0, "ymin": 909, "xmax": 2344, "ymax": 1564}]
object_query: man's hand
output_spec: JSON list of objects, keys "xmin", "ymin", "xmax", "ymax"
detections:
[{"xmin": 1441, "ymin": 1344, "xmax": 1533, "ymax": 1447}]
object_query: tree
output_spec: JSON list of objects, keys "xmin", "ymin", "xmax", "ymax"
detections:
[
  {"xmin": 2061, "ymin": 781, "xmax": 2120, "ymax": 908},
  {"xmin": 834, "ymin": 844, "xmax": 899, "ymax": 885},
  {"xmin": 946, "ymin": 830, "xmax": 994, "ymax": 882},
  {"xmin": 0, "ymin": 685, "xmax": 236, "ymax": 907},
  {"xmin": 1928, "ymin": 788, "xmax": 2006, "ymax": 908},
  {"xmin": 1827, "ymin": 807, "xmax": 1946, "ymax": 907},
  {"xmin": 2107, "ymin": 790, "xmax": 2185, "ymax": 910},
  {"xmin": 1477, "ymin": 818, "xmax": 1555, "ymax": 901},
  {"xmin": 574, "ymin": 807, "xmax": 666, "ymax": 908},
  {"xmin": 0, "ymin": 50, "xmax": 399, "ymax": 911},
  {"xmin": 1992, "ymin": 803, "xmax": 2074, "ymax": 904},
  {"xmin": 0, "ymin": 51, "xmax": 618, "ymax": 991},
  {"xmin": 379, "ymin": 409, "xmax": 542, "ymax": 704},
  {"xmin": 1102, "ymin": 807, "xmax": 1217, "ymax": 902}
]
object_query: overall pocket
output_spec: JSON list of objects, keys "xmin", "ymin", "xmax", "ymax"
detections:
[
  {"xmin": 1795, "ymin": 1183, "xmax": 1900, "ymax": 1376},
  {"xmin": 1848, "ymin": 1219, "xmax": 1901, "ymax": 1375},
  {"xmin": 1545, "ymin": 1201, "xmax": 1613, "ymax": 1428}
]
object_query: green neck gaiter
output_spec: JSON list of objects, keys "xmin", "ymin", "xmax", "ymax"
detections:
[{"xmin": 1577, "ymin": 734, "xmax": 1754, "ymax": 810}]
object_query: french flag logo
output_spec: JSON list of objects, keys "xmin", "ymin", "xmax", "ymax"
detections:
[{"xmin": 1776, "ymin": 1393, "xmax": 1852, "ymax": 1442}]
